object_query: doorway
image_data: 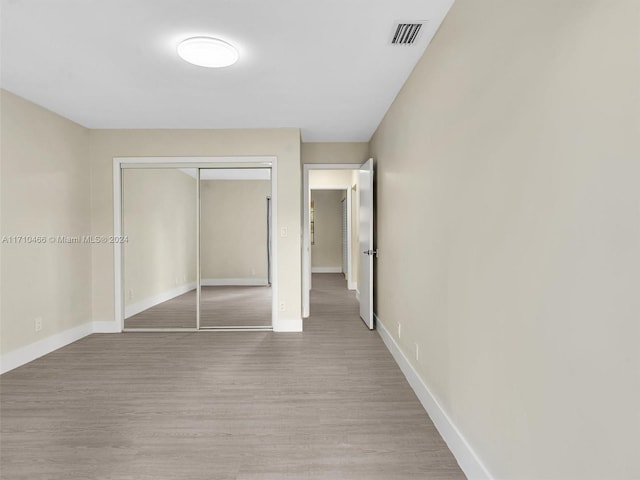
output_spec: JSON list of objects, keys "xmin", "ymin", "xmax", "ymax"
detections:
[
  {"xmin": 302, "ymin": 161, "xmax": 375, "ymax": 328},
  {"xmin": 310, "ymin": 188, "xmax": 350, "ymax": 278},
  {"xmin": 114, "ymin": 157, "xmax": 278, "ymax": 332}
]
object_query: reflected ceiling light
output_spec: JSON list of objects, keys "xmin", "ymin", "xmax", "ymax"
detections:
[{"xmin": 177, "ymin": 37, "xmax": 239, "ymax": 68}]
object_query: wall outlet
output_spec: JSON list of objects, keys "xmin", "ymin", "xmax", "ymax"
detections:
[
  {"xmin": 415, "ymin": 343, "xmax": 420, "ymax": 362},
  {"xmin": 34, "ymin": 316, "xmax": 43, "ymax": 332},
  {"xmin": 280, "ymin": 227, "xmax": 288, "ymax": 238},
  {"xmin": 128, "ymin": 289, "xmax": 133, "ymax": 300},
  {"xmin": 279, "ymin": 302, "xmax": 286, "ymax": 312},
  {"xmin": 398, "ymin": 322, "xmax": 402, "ymax": 339}
]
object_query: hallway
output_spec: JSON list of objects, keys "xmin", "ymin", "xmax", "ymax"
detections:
[{"xmin": 0, "ymin": 274, "xmax": 463, "ymax": 479}]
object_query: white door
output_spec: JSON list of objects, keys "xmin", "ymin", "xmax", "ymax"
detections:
[
  {"xmin": 358, "ymin": 158, "xmax": 375, "ymax": 329},
  {"xmin": 341, "ymin": 197, "xmax": 348, "ymax": 277}
]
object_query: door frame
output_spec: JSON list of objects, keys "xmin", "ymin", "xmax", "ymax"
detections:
[
  {"xmin": 114, "ymin": 156, "xmax": 278, "ymax": 332},
  {"xmin": 302, "ymin": 163, "xmax": 361, "ymax": 318}
]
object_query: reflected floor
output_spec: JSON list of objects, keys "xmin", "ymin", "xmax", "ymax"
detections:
[{"xmin": 124, "ymin": 285, "xmax": 272, "ymax": 329}]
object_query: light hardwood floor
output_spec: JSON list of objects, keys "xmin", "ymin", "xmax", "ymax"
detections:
[
  {"xmin": 0, "ymin": 274, "xmax": 465, "ymax": 480},
  {"xmin": 124, "ymin": 285, "xmax": 272, "ymax": 329}
]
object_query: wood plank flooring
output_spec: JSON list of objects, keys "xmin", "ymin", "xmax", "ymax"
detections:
[
  {"xmin": 0, "ymin": 274, "xmax": 465, "ymax": 480},
  {"xmin": 124, "ymin": 285, "xmax": 272, "ymax": 329}
]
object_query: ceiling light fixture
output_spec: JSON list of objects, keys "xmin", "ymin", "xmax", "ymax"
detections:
[{"xmin": 177, "ymin": 37, "xmax": 239, "ymax": 68}]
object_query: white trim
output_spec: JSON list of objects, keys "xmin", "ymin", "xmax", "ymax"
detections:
[
  {"xmin": 198, "ymin": 326, "xmax": 272, "ymax": 331},
  {"xmin": 0, "ymin": 322, "xmax": 94, "ymax": 374},
  {"xmin": 181, "ymin": 167, "xmax": 271, "ymax": 180},
  {"xmin": 93, "ymin": 321, "xmax": 121, "ymax": 333},
  {"xmin": 124, "ymin": 282, "xmax": 197, "ymax": 319},
  {"xmin": 303, "ymin": 163, "xmax": 362, "ymax": 318},
  {"xmin": 356, "ymin": 289, "xmax": 360, "ymax": 301},
  {"xmin": 201, "ymin": 278, "xmax": 269, "ymax": 286},
  {"xmin": 113, "ymin": 159, "xmax": 123, "ymax": 332},
  {"xmin": 348, "ymin": 280, "xmax": 357, "ymax": 291},
  {"xmin": 311, "ymin": 267, "xmax": 343, "ymax": 273},
  {"xmin": 114, "ymin": 156, "xmax": 278, "ymax": 332},
  {"xmin": 196, "ymin": 167, "xmax": 201, "ymax": 330},
  {"xmin": 117, "ymin": 156, "xmax": 274, "ymax": 165},
  {"xmin": 270, "ymin": 158, "xmax": 279, "ymax": 329},
  {"xmin": 375, "ymin": 314, "xmax": 493, "ymax": 480},
  {"xmin": 310, "ymin": 184, "xmax": 352, "ymax": 190},
  {"xmin": 272, "ymin": 317, "xmax": 302, "ymax": 332}
]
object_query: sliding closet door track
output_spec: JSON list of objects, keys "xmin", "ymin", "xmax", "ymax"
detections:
[
  {"xmin": 199, "ymin": 326, "xmax": 273, "ymax": 332},
  {"xmin": 123, "ymin": 326, "xmax": 273, "ymax": 333}
]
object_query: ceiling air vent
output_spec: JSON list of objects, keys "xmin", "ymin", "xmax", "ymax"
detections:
[{"xmin": 391, "ymin": 22, "xmax": 424, "ymax": 45}]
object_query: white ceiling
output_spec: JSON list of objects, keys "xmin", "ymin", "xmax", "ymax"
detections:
[{"xmin": 0, "ymin": 0, "xmax": 453, "ymax": 142}]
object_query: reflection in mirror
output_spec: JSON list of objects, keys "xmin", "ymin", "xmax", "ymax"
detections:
[
  {"xmin": 123, "ymin": 168, "xmax": 197, "ymax": 329},
  {"xmin": 199, "ymin": 168, "xmax": 272, "ymax": 328}
]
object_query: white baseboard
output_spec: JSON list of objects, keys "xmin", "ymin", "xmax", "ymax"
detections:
[
  {"xmin": 93, "ymin": 320, "xmax": 121, "ymax": 333},
  {"xmin": 0, "ymin": 321, "xmax": 94, "ymax": 374},
  {"xmin": 273, "ymin": 317, "xmax": 302, "ymax": 332},
  {"xmin": 201, "ymin": 278, "xmax": 269, "ymax": 286},
  {"xmin": 0, "ymin": 310, "xmax": 301, "ymax": 374},
  {"xmin": 125, "ymin": 282, "xmax": 196, "ymax": 319},
  {"xmin": 375, "ymin": 314, "xmax": 493, "ymax": 480},
  {"xmin": 348, "ymin": 280, "xmax": 357, "ymax": 291},
  {"xmin": 311, "ymin": 267, "xmax": 343, "ymax": 273}
]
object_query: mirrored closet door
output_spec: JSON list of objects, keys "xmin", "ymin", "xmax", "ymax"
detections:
[
  {"xmin": 122, "ymin": 168, "xmax": 197, "ymax": 330},
  {"xmin": 199, "ymin": 168, "xmax": 273, "ymax": 329}
]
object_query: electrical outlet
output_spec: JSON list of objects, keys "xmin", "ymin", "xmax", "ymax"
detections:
[
  {"xmin": 34, "ymin": 317, "xmax": 43, "ymax": 332},
  {"xmin": 128, "ymin": 289, "xmax": 133, "ymax": 300},
  {"xmin": 280, "ymin": 227, "xmax": 288, "ymax": 238},
  {"xmin": 415, "ymin": 343, "xmax": 420, "ymax": 362},
  {"xmin": 279, "ymin": 302, "xmax": 286, "ymax": 312},
  {"xmin": 398, "ymin": 323, "xmax": 402, "ymax": 339}
]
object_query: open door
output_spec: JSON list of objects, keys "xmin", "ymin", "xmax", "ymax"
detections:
[{"xmin": 358, "ymin": 158, "xmax": 375, "ymax": 329}]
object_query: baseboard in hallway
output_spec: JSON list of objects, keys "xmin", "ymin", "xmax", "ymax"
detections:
[{"xmin": 375, "ymin": 313, "xmax": 493, "ymax": 480}]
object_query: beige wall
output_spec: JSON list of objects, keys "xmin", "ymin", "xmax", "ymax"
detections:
[
  {"xmin": 369, "ymin": 1, "xmax": 640, "ymax": 479},
  {"xmin": 311, "ymin": 190, "xmax": 344, "ymax": 270},
  {"xmin": 309, "ymin": 169, "xmax": 353, "ymax": 186},
  {"xmin": 89, "ymin": 129, "xmax": 300, "ymax": 329},
  {"xmin": 200, "ymin": 179, "xmax": 270, "ymax": 281},
  {"xmin": 301, "ymin": 142, "xmax": 368, "ymax": 165},
  {"xmin": 0, "ymin": 90, "xmax": 91, "ymax": 354},
  {"xmin": 123, "ymin": 169, "xmax": 197, "ymax": 308}
]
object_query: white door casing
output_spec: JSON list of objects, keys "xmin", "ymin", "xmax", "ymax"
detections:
[{"xmin": 302, "ymin": 163, "xmax": 361, "ymax": 318}]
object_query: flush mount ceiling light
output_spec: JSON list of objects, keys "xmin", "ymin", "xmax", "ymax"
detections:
[{"xmin": 177, "ymin": 37, "xmax": 239, "ymax": 68}]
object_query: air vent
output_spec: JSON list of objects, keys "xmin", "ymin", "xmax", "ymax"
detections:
[{"xmin": 391, "ymin": 23, "xmax": 424, "ymax": 45}]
